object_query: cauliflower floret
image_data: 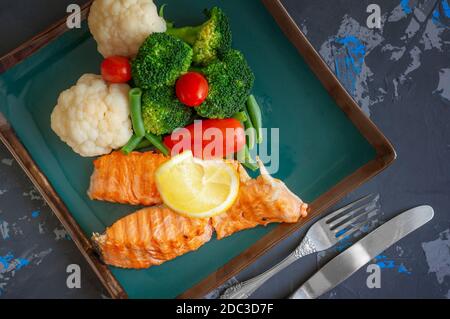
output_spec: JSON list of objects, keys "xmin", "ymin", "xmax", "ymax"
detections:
[
  {"xmin": 88, "ymin": 0, "xmax": 167, "ymax": 58},
  {"xmin": 51, "ymin": 74, "xmax": 133, "ymax": 157}
]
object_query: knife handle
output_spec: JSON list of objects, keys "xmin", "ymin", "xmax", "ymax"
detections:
[{"xmin": 221, "ymin": 235, "xmax": 317, "ymax": 299}]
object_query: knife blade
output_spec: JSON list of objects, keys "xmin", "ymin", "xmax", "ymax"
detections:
[{"xmin": 289, "ymin": 205, "xmax": 434, "ymax": 299}]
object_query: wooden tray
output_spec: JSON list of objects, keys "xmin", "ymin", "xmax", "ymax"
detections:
[{"xmin": 0, "ymin": 0, "xmax": 395, "ymax": 298}]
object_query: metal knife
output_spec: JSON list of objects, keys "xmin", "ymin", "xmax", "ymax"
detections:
[{"xmin": 289, "ymin": 205, "xmax": 434, "ymax": 299}]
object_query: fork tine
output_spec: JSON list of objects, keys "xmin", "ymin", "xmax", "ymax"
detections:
[
  {"xmin": 335, "ymin": 208, "xmax": 380, "ymax": 241},
  {"xmin": 328, "ymin": 199, "xmax": 378, "ymax": 229},
  {"xmin": 325, "ymin": 193, "xmax": 378, "ymax": 224},
  {"xmin": 325, "ymin": 194, "xmax": 377, "ymax": 223},
  {"xmin": 333, "ymin": 207, "xmax": 380, "ymax": 235}
]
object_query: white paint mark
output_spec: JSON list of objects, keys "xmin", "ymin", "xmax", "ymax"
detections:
[
  {"xmin": 1, "ymin": 158, "xmax": 13, "ymax": 166},
  {"xmin": 10, "ymin": 223, "xmax": 23, "ymax": 237},
  {"xmin": 0, "ymin": 189, "xmax": 7, "ymax": 195},
  {"xmin": 393, "ymin": 78, "xmax": 400, "ymax": 98},
  {"xmin": 421, "ymin": 14, "xmax": 446, "ymax": 51},
  {"xmin": 381, "ymin": 44, "xmax": 406, "ymax": 61},
  {"xmin": 0, "ymin": 220, "xmax": 9, "ymax": 239},
  {"xmin": 38, "ymin": 222, "xmax": 46, "ymax": 234},
  {"xmin": 402, "ymin": 18, "xmax": 421, "ymax": 40},
  {"xmin": 299, "ymin": 19, "xmax": 308, "ymax": 35},
  {"xmin": 421, "ymin": 229, "xmax": 450, "ymax": 285},
  {"xmin": 22, "ymin": 188, "xmax": 43, "ymax": 201},
  {"xmin": 54, "ymin": 227, "xmax": 69, "ymax": 241},
  {"xmin": 328, "ymin": 291, "xmax": 337, "ymax": 298},
  {"xmin": 396, "ymin": 245, "xmax": 405, "ymax": 257},
  {"xmin": 399, "ymin": 46, "xmax": 422, "ymax": 83},
  {"xmin": 32, "ymin": 248, "xmax": 52, "ymax": 266},
  {"xmin": 388, "ymin": 3, "xmax": 409, "ymax": 22},
  {"xmin": 434, "ymin": 68, "xmax": 450, "ymax": 102}
]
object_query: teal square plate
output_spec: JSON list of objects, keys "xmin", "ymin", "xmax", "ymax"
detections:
[{"xmin": 0, "ymin": 0, "xmax": 395, "ymax": 298}]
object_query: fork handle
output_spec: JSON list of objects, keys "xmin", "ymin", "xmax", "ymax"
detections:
[{"xmin": 220, "ymin": 235, "xmax": 317, "ymax": 299}]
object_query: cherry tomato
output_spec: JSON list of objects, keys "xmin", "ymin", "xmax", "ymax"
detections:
[
  {"xmin": 176, "ymin": 72, "xmax": 209, "ymax": 107},
  {"xmin": 164, "ymin": 119, "xmax": 246, "ymax": 159},
  {"xmin": 101, "ymin": 56, "xmax": 132, "ymax": 83}
]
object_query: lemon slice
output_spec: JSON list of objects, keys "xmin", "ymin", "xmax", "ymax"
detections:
[{"xmin": 155, "ymin": 151, "xmax": 239, "ymax": 218}]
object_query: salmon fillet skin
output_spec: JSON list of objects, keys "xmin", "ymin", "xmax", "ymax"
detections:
[
  {"xmin": 92, "ymin": 206, "xmax": 213, "ymax": 269},
  {"xmin": 87, "ymin": 151, "xmax": 168, "ymax": 206}
]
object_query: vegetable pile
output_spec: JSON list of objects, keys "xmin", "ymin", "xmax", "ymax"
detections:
[
  {"xmin": 52, "ymin": 1, "xmax": 264, "ymax": 169},
  {"xmin": 115, "ymin": 5, "xmax": 263, "ymax": 169}
]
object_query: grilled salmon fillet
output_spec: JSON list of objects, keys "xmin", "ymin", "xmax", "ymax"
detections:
[
  {"xmin": 88, "ymin": 151, "xmax": 168, "ymax": 206},
  {"xmin": 92, "ymin": 206, "xmax": 213, "ymax": 269},
  {"xmin": 212, "ymin": 159, "xmax": 308, "ymax": 239},
  {"xmin": 91, "ymin": 155, "xmax": 307, "ymax": 269},
  {"xmin": 88, "ymin": 151, "xmax": 248, "ymax": 206}
]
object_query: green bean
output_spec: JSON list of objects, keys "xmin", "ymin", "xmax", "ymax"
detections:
[
  {"xmin": 237, "ymin": 145, "xmax": 258, "ymax": 171},
  {"xmin": 122, "ymin": 134, "xmax": 144, "ymax": 155},
  {"xmin": 134, "ymin": 135, "xmax": 166, "ymax": 151},
  {"xmin": 246, "ymin": 95, "xmax": 263, "ymax": 144},
  {"xmin": 243, "ymin": 109, "xmax": 256, "ymax": 150},
  {"xmin": 129, "ymin": 88, "xmax": 146, "ymax": 137},
  {"xmin": 135, "ymin": 139, "xmax": 152, "ymax": 150},
  {"xmin": 158, "ymin": 4, "xmax": 167, "ymax": 18},
  {"xmin": 145, "ymin": 133, "xmax": 170, "ymax": 156},
  {"xmin": 232, "ymin": 111, "xmax": 248, "ymax": 123}
]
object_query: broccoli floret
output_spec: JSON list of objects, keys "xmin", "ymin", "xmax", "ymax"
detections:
[
  {"xmin": 166, "ymin": 7, "xmax": 232, "ymax": 66},
  {"xmin": 132, "ymin": 33, "xmax": 193, "ymax": 89},
  {"xmin": 195, "ymin": 50, "xmax": 255, "ymax": 119},
  {"xmin": 141, "ymin": 86, "xmax": 193, "ymax": 135}
]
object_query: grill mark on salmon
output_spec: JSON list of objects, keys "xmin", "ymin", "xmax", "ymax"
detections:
[
  {"xmin": 93, "ymin": 206, "xmax": 213, "ymax": 269},
  {"xmin": 88, "ymin": 151, "xmax": 168, "ymax": 206},
  {"xmin": 212, "ymin": 171, "xmax": 308, "ymax": 239}
]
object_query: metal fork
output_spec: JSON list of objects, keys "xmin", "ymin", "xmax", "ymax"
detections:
[{"xmin": 220, "ymin": 194, "xmax": 380, "ymax": 299}]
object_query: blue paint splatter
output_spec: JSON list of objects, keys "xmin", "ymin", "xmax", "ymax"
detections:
[
  {"xmin": 334, "ymin": 36, "xmax": 366, "ymax": 95},
  {"xmin": 398, "ymin": 264, "xmax": 412, "ymax": 274},
  {"xmin": 0, "ymin": 252, "xmax": 29, "ymax": 271},
  {"xmin": 400, "ymin": 0, "xmax": 413, "ymax": 14},
  {"xmin": 0, "ymin": 252, "xmax": 14, "ymax": 269},
  {"xmin": 442, "ymin": 0, "xmax": 450, "ymax": 17},
  {"xmin": 15, "ymin": 258, "xmax": 29, "ymax": 270},
  {"xmin": 375, "ymin": 255, "xmax": 412, "ymax": 274},
  {"xmin": 31, "ymin": 210, "xmax": 40, "ymax": 218},
  {"xmin": 377, "ymin": 260, "xmax": 395, "ymax": 269},
  {"xmin": 432, "ymin": 0, "xmax": 450, "ymax": 28}
]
